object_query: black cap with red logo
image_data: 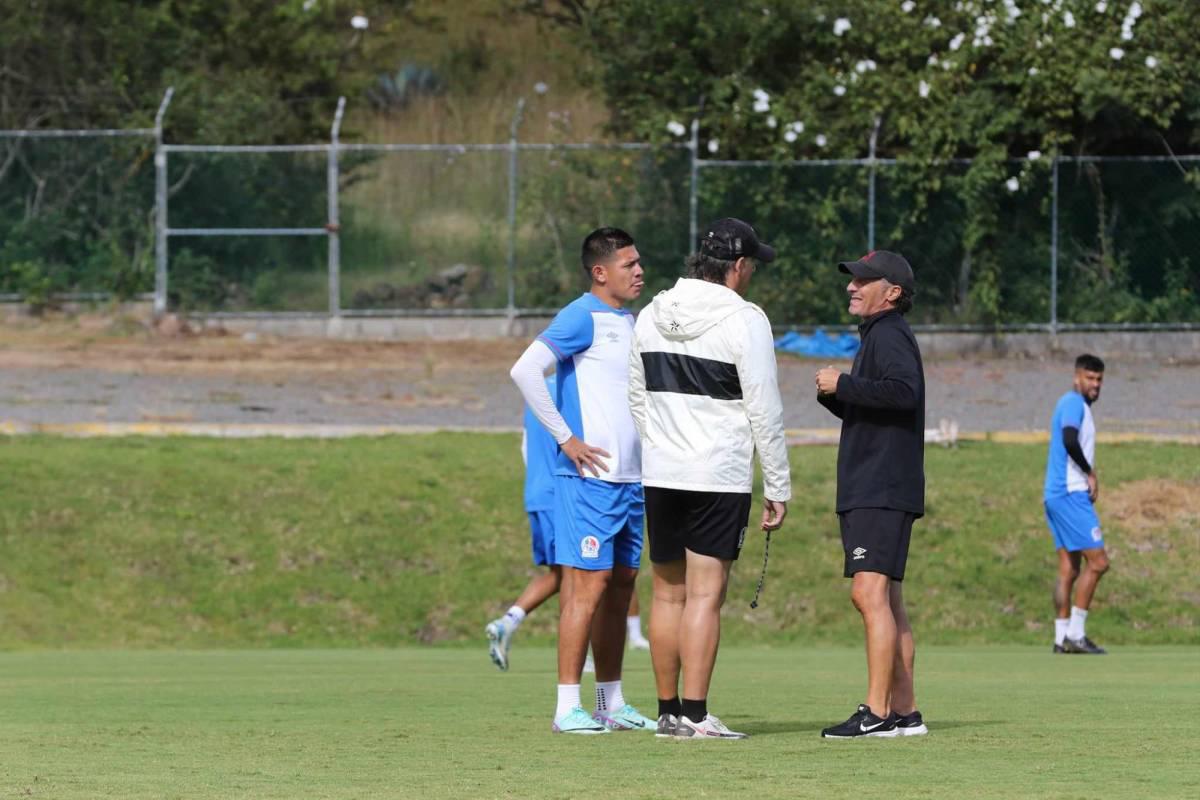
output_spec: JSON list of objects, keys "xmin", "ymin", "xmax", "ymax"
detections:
[{"xmin": 837, "ymin": 250, "xmax": 915, "ymax": 292}]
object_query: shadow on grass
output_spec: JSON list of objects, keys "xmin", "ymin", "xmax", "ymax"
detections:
[{"xmin": 742, "ymin": 719, "xmax": 1003, "ymax": 736}]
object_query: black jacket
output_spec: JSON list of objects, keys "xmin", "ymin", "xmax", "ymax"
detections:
[{"xmin": 817, "ymin": 309, "xmax": 925, "ymax": 516}]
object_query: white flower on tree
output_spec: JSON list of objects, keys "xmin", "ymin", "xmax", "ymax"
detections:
[
  {"xmin": 833, "ymin": 17, "xmax": 852, "ymax": 36},
  {"xmin": 1145, "ymin": 55, "xmax": 1159, "ymax": 69},
  {"xmin": 707, "ymin": 139, "xmax": 720, "ymax": 154},
  {"xmin": 666, "ymin": 120, "xmax": 687, "ymax": 137},
  {"xmin": 1110, "ymin": 47, "xmax": 1125, "ymax": 60},
  {"xmin": 919, "ymin": 80, "xmax": 930, "ymax": 98},
  {"xmin": 1006, "ymin": 177, "xmax": 1020, "ymax": 192},
  {"xmin": 815, "ymin": 134, "xmax": 828, "ymax": 147},
  {"xmin": 350, "ymin": 14, "xmax": 369, "ymax": 30},
  {"xmin": 784, "ymin": 130, "xmax": 798, "ymax": 143}
]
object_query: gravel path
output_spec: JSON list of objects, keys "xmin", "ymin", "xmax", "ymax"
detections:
[{"xmin": 2, "ymin": 323, "xmax": 1198, "ymax": 436}]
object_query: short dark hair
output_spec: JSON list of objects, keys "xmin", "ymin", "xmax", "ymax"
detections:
[
  {"xmin": 581, "ymin": 227, "xmax": 635, "ymax": 275},
  {"xmin": 1075, "ymin": 353, "xmax": 1105, "ymax": 372},
  {"xmin": 685, "ymin": 251, "xmax": 739, "ymax": 284},
  {"xmin": 894, "ymin": 284, "xmax": 914, "ymax": 315}
]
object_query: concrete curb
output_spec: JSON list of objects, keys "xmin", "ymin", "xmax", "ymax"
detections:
[{"xmin": 2, "ymin": 421, "xmax": 1196, "ymax": 445}]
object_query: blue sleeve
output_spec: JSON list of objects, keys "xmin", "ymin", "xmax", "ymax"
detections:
[
  {"xmin": 1058, "ymin": 394, "xmax": 1084, "ymax": 430},
  {"xmin": 536, "ymin": 303, "xmax": 593, "ymax": 361}
]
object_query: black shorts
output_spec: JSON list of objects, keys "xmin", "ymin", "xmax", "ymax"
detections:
[
  {"xmin": 838, "ymin": 507, "xmax": 915, "ymax": 581},
  {"xmin": 645, "ymin": 487, "xmax": 752, "ymax": 563}
]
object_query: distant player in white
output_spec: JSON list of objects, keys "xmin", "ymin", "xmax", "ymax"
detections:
[
  {"xmin": 1044, "ymin": 354, "xmax": 1110, "ymax": 654},
  {"xmin": 509, "ymin": 227, "xmax": 655, "ymax": 734}
]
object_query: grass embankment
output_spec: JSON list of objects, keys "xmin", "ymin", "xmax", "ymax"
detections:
[
  {"xmin": 0, "ymin": 646, "xmax": 1197, "ymax": 799},
  {"xmin": 0, "ymin": 435, "xmax": 1196, "ymax": 648}
]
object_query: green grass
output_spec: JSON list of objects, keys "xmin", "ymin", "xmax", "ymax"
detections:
[
  {"xmin": 0, "ymin": 436, "xmax": 1197, "ymax": 648},
  {"xmin": 0, "ymin": 646, "xmax": 1197, "ymax": 798}
]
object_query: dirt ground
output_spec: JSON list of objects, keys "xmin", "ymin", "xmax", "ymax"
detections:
[{"xmin": 2, "ymin": 315, "xmax": 1199, "ymax": 435}]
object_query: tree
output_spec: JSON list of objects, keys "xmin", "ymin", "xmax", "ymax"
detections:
[{"xmin": 530, "ymin": 0, "xmax": 1200, "ymax": 324}]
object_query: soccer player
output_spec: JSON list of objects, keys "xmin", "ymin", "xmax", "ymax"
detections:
[
  {"xmin": 486, "ymin": 378, "xmax": 651, "ymax": 672},
  {"xmin": 629, "ymin": 218, "xmax": 790, "ymax": 740},
  {"xmin": 486, "ymin": 378, "xmax": 561, "ymax": 671},
  {"xmin": 815, "ymin": 250, "xmax": 928, "ymax": 739},
  {"xmin": 509, "ymin": 227, "xmax": 654, "ymax": 734},
  {"xmin": 1044, "ymin": 354, "xmax": 1110, "ymax": 655}
]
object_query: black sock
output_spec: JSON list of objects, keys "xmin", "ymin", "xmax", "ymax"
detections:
[
  {"xmin": 658, "ymin": 696, "xmax": 682, "ymax": 718},
  {"xmin": 681, "ymin": 697, "xmax": 707, "ymax": 723}
]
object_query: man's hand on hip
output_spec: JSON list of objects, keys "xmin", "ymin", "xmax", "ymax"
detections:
[
  {"xmin": 560, "ymin": 436, "xmax": 611, "ymax": 478},
  {"xmin": 761, "ymin": 499, "xmax": 787, "ymax": 531}
]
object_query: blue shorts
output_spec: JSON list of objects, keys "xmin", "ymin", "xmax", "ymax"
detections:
[
  {"xmin": 1044, "ymin": 492, "xmax": 1104, "ymax": 552},
  {"xmin": 552, "ymin": 475, "xmax": 644, "ymax": 571},
  {"xmin": 528, "ymin": 510, "xmax": 555, "ymax": 567}
]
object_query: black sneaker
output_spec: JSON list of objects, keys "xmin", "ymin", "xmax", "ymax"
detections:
[
  {"xmin": 1063, "ymin": 636, "xmax": 1107, "ymax": 654},
  {"xmin": 887, "ymin": 709, "xmax": 928, "ymax": 736},
  {"xmin": 821, "ymin": 704, "xmax": 898, "ymax": 738},
  {"xmin": 1053, "ymin": 643, "xmax": 1066, "ymax": 654}
]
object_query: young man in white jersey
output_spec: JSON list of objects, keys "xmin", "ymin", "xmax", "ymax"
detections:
[
  {"xmin": 509, "ymin": 227, "xmax": 655, "ymax": 734},
  {"xmin": 1044, "ymin": 354, "xmax": 1110, "ymax": 655}
]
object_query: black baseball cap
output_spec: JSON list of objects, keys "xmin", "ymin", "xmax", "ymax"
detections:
[
  {"xmin": 837, "ymin": 250, "xmax": 914, "ymax": 291},
  {"xmin": 699, "ymin": 218, "xmax": 776, "ymax": 263}
]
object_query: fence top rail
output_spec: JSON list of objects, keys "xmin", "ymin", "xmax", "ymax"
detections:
[
  {"xmin": 0, "ymin": 128, "xmax": 154, "ymax": 138},
  {"xmin": 163, "ymin": 144, "xmax": 330, "ymax": 153}
]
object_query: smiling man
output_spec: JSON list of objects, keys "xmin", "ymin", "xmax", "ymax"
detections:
[
  {"xmin": 509, "ymin": 227, "xmax": 654, "ymax": 734},
  {"xmin": 1045, "ymin": 354, "xmax": 1110, "ymax": 655},
  {"xmin": 815, "ymin": 250, "xmax": 927, "ymax": 739}
]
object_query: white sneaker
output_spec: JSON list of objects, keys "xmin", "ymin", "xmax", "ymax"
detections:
[
  {"xmin": 628, "ymin": 633, "xmax": 651, "ymax": 650},
  {"xmin": 582, "ymin": 653, "xmax": 595, "ymax": 674},
  {"xmin": 485, "ymin": 618, "xmax": 513, "ymax": 671},
  {"xmin": 675, "ymin": 713, "xmax": 748, "ymax": 740}
]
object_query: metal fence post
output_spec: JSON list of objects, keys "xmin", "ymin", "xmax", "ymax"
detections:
[
  {"xmin": 1050, "ymin": 156, "xmax": 1060, "ymax": 334},
  {"xmin": 867, "ymin": 116, "xmax": 881, "ymax": 251},
  {"xmin": 328, "ymin": 96, "xmax": 346, "ymax": 318},
  {"xmin": 688, "ymin": 118, "xmax": 700, "ymax": 250},
  {"xmin": 506, "ymin": 98, "xmax": 526, "ymax": 316},
  {"xmin": 153, "ymin": 86, "xmax": 175, "ymax": 316}
]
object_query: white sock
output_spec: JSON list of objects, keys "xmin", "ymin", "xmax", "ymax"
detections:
[
  {"xmin": 1067, "ymin": 606, "xmax": 1088, "ymax": 641},
  {"xmin": 502, "ymin": 605, "xmax": 526, "ymax": 630},
  {"xmin": 626, "ymin": 615, "xmax": 645, "ymax": 640},
  {"xmin": 1054, "ymin": 618, "xmax": 1069, "ymax": 646},
  {"xmin": 595, "ymin": 679, "xmax": 625, "ymax": 713},
  {"xmin": 556, "ymin": 684, "xmax": 581, "ymax": 720}
]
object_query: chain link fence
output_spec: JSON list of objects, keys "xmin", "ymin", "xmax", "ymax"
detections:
[{"xmin": 3, "ymin": 99, "xmax": 1198, "ymax": 329}]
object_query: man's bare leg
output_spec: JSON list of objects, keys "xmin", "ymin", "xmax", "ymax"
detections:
[
  {"xmin": 1054, "ymin": 548, "xmax": 1081, "ymax": 618},
  {"xmin": 558, "ymin": 566, "xmax": 611, "ymax": 683},
  {"xmin": 851, "ymin": 571, "xmax": 896, "ymax": 717},
  {"xmin": 514, "ymin": 566, "xmax": 562, "ymax": 615},
  {"xmin": 590, "ymin": 565, "xmax": 637, "ymax": 681},
  {"xmin": 1073, "ymin": 547, "xmax": 1110, "ymax": 610},
  {"xmin": 650, "ymin": 560, "xmax": 686, "ymax": 702},
  {"xmin": 679, "ymin": 550, "xmax": 732, "ymax": 701},
  {"xmin": 888, "ymin": 580, "xmax": 916, "ymax": 715}
]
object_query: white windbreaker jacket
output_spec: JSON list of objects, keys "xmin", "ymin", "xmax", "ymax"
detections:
[{"xmin": 628, "ymin": 278, "xmax": 791, "ymax": 502}]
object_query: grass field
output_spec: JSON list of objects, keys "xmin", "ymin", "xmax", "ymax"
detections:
[
  {"xmin": 0, "ymin": 645, "xmax": 1197, "ymax": 799},
  {"xmin": 0, "ymin": 436, "xmax": 1196, "ymax": 648}
]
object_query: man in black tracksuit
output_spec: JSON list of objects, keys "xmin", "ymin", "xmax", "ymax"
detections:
[{"xmin": 814, "ymin": 250, "xmax": 928, "ymax": 739}]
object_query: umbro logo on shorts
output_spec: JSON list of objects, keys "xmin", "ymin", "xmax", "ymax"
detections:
[
  {"xmin": 1091, "ymin": 527, "xmax": 1102, "ymax": 542},
  {"xmin": 581, "ymin": 535, "xmax": 600, "ymax": 559},
  {"xmin": 852, "ymin": 547, "xmax": 867, "ymax": 560}
]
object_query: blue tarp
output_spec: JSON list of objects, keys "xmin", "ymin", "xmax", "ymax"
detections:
[{"xmin": 774, "ymin": 329, "xmax": 860, "ymax": 358}]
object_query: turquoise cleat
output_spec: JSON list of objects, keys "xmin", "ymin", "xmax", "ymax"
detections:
[
  {"xmin": 485, "ymin": 618, "xmax": 513, "ymax": 671},
  {"xmin": 553, "ymin": 706, "xmax": 610, "ymax": 735},
  {"xmin": 595, "ymin": 704, "xmax": 656, "ymax": 731}
]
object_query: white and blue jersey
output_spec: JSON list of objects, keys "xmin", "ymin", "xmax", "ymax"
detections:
[
  {"xmin": 536, "ymin": 293, "xmax": 643, "ymax": 570},
  {"xmin": 1043, "ymin": 390, "xmax": 1102, "ymax": 552},
  {"xmin": 1044, "ymin": 391, "xmax": 1095, "ymax": 500},
  {"xmin": 523, "ymin": 377, "xmax": 558, "ymax": 566},
  {"xmin": 536, "ymin": 293, "xmax": 641, "ymax": 483}
]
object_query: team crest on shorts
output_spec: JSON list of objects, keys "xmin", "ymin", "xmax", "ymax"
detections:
[
  {"xmin": 581, "ymin": 535, "xmax": 600, "ymax": 559},
  {"xmin": 1091, "ymin": 526, "xmax": 1103, "ymax": 542}
]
